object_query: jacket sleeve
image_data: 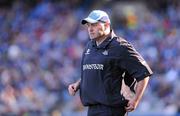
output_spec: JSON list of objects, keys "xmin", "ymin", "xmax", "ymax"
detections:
[{"xmin": 118, "ymin": 41, "xmax": 153, "ymax": 82}]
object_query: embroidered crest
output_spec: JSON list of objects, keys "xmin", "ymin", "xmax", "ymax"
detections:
[{"xmin": 102, "ymin": 50, "xmax": 108, "ymax": 55}]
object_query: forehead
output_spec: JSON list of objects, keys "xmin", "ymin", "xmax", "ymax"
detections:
[{"xmin": 86, "ymin": 22, "xmax": 103, "ymax": 27}]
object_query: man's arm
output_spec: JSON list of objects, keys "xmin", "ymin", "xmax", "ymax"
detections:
[
  {"xmin": 68, "ymin": 79, "xmax": 81, "ymax": 96},
  {"xmin": 125, "ymin": 76, "xmax": 150, "ymax": 112}
]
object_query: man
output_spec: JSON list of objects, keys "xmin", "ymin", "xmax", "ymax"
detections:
[{"xmin": 68, "ymin": 10, "xmax": 153, "ymax": 116}]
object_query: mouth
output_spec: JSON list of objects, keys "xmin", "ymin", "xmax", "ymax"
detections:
[
  {"xmin": 90, "ymin": 33, "xmax": 95, "ymax": 35},
  {"xmin": 89, "ymin": 33, "xmax": 95, "ymax": 39}
]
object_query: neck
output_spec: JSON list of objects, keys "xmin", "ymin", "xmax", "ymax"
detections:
[
  {"xmin": 96, "ymin": 35, "xmax": 108, "ymax": 46},
  {"xmin": 96, "ymin": 29, "xmax": 111, "ymax": 46}
]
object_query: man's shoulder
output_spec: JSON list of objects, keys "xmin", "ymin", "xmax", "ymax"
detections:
[
  {"xmin": 114, "ymin": 36, "xmax": 129, "ymax": 46},
  {"xmin": 111, "ymin": 36, "xmax": 131, "ymax": 50}
]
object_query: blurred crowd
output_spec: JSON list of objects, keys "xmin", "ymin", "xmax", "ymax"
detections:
[{"xmin": 0, "ymin": 0, "xmax": 179, "ymax": 116}]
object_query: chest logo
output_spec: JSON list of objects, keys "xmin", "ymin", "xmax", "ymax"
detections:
[
  {"xmin": 85, "ymin": 49, "xmax": 90, "ymax": 55},
  {"xmin": 102, "ymin": 50, "xmax": 108, "ymax": 55}
]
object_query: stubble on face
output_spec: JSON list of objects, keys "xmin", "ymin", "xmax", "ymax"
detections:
[{"xmin": 88, "ymin": 23, "xmax": 105, "ymax": 40}]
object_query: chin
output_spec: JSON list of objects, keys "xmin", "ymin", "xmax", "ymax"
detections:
[{"xmin": 89, "ymin": 36, "xmax": 96, "ymax": 40}]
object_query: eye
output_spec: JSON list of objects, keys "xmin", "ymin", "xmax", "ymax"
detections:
[
  {"xmin": 85, "ymin": 23, "xmax": 91, "ymax": 28},
  {"xmin": 92, "ymin": 23, "xmax": 98, "ymax": 26},
  {"xmin": 85, "ymin": 23, "xmax": 99, "ymax": 28}
]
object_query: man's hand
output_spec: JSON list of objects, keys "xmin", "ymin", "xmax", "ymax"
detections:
[
  {"xmin": 68, "ymin": 80, "xmax": 80, "ymax": 96},
  {"xmin": 123, "ymin": 77, "xmax": 150, "ymax": 112},
  {"xmin": 125, "ymin": 98, "xmax": 138, "ymax": 112},
  {"xmin": 121, "ymin": 78, "xmax": 136, "ymax": 112}
]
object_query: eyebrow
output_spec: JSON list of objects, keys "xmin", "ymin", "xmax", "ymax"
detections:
[
  {"xmin": 86, "ymin": 22, "xmax": 99, "ymax": 26},
  {"xmin": 98, "ymin": 20, "xmax": 106, "ymax": 23}
]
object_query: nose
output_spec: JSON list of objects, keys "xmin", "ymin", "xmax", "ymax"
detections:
[{"xmin": 88, "ymin": 25, "xmax": 94, "ymax": 32}]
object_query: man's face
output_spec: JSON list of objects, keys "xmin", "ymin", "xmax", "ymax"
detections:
[{"xmin": 86, "ymin": 22, "xmax": 105, "ymax": 40}]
